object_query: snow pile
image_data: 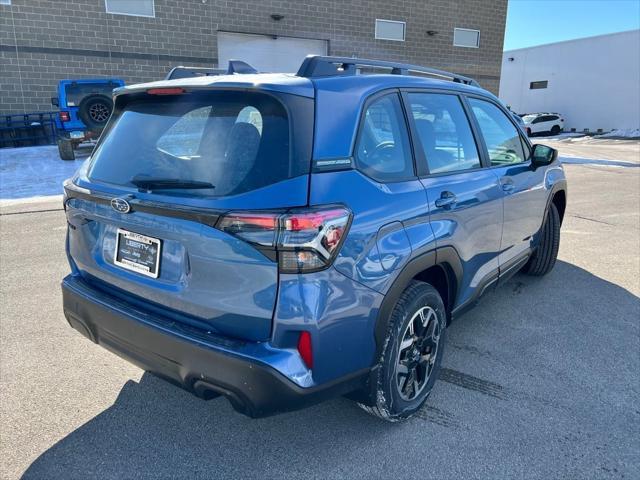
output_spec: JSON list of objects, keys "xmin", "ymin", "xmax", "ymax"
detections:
[{"xmin": 595, "ymin": 129, "xmax": 640, "ymax": 139}]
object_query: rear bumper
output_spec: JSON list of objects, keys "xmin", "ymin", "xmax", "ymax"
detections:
[
  {"xmin": 61, "ymin": 275, "xmax": 367, "ymax": 418},
  {"xmin": 57, "ymin": 129, "xmax": 100, "ymax": 141}
]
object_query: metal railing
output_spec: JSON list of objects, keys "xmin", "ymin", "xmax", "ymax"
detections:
[{"xmin": 0, "ymin": 112, "xmax": 58, "ymax": 148}]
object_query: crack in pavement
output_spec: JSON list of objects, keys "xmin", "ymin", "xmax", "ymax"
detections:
[{"xmin": 569, "ymin": 214, "xmax": 615, "ymax": 226}]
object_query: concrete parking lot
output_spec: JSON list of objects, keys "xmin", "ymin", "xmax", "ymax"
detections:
[{"xmin": 1, "ymin": 140, "xmax": 639, "ymax": 479}]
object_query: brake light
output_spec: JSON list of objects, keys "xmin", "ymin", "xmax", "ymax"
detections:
[
  {"xmin": 59, "ymin": 111, "xmax": 70, "ymax": 122},
  {"xmin": 147, "ymin": 87, "xmax": 186, "ymax": 95},
  {"xmin": 216, "ymin": 206, "xmax": 351, "ymax": 273},
  {"xmin": 297, "ymin": 331, "xmax": 313, "ymax": 369}
]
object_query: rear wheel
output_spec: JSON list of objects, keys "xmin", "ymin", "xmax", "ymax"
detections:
[
  {"xmin": 57, "ymin": 138, "xmax": 75, "ymax": 161},
  {"xmin": 550, "ymin": 125, "xmax": 561, "ymax": 135},
  {"xmin": 524, "ymin": 203, "xmax": 560, "ymax": 276},
  {"xmin": 359, "ymin": 281, "xmax": 446, "ymax": 422}
]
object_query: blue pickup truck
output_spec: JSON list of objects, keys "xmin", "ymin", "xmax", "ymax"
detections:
[{"xmin": 52, "ymin": 79, "xmax": 124, "ymax": 160}]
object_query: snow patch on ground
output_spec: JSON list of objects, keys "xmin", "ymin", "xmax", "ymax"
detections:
[
  {"xmin": 1, "ymin": 144, "xmax": 637, "ymax": 202},
  {"xmin": 594, "ymin": 129, "xmax": 640, "ymax": 139},
  {"xmin": 0, "ymin": 145, "xmax": 89, "ymax": 200},
  {"xmin": 559, "ymin": 156, "xmax": 639, "ymax": 168}
]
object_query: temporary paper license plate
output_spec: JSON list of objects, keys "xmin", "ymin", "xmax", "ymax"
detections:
[{"xmin": 114, "ymin": 229, "xmax": 161, "ymax": 278}]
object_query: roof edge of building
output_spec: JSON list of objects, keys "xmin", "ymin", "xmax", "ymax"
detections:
[{"xmin": 503, "ymin": 28, "xmax": 640, "ymax": 54}]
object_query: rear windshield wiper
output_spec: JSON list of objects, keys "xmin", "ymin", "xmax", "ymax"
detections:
[{"xmin": 130, "ymin": 176, "xmax": 215, "ymax": 191}]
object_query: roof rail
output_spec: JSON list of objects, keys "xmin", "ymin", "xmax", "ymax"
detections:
[
  {"xmin": 296, "ymin": 55, "xmax": 480, "ymax": 87},
  {"xmin": 226, "ymin": 60, "xmax": 258, "ymax": 75},
  {"xmin": 165, "ymin": 66, "xmax": 225, "ymax": 80},
  {"xmin": 165, "ymin": 61, "xmax": 258, "ymax": 80}
]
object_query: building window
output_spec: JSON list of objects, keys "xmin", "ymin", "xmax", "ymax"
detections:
[
  {"xmin": 375, "ymin": 19, "xmax": 406, "ymax": 42},
  {"xmin": 105, "ymin": 0, "xmax": 155, "ymax": 18},
  {"xmin": 453, "ymin": 28, "xmax": 480, "ymax": 48},
  {"xmin": 529, "ymin": 80, "xmax": 548, "ymax": 90},
  {"xmin": 0, "ymin": 0, "xmax": 11, "ymax": 5}
]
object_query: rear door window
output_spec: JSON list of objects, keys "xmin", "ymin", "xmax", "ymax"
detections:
[
  {"xmin": 354, "ymin": 93, "xmax": 413, "ymax": 182},
  {"xmin": 407, "ymin": 93, "xmax": 481, "ymax": 174},
  {"xmin": 468, "ymin": 98, "xmax": 527, "ymax": 166},
  {"xmin": 88, "ymin": 91, "xmax": 306, "ymax": 197}
]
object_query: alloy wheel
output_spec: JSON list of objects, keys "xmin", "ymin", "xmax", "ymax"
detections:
[
  {"xmin": 395, "ymin": 306, "xmax": 441, "ymax": 401},
  {"xmin": 89, "ymin": 102, "xmax": 110, "ymax": 122}
]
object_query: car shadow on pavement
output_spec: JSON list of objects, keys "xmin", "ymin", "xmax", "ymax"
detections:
[
  {"xmin": 21, "ymin": 261, "xmax": 640, "ymax": 479},
  {"xmin": 22, "ymin": 374, "xmax": 390, "ymax": 479}
]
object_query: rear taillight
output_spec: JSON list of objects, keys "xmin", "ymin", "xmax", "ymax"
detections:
[
  {"xmin": 216, "ymin": 206, "xmax": 351, "ymax": 273},
  {"xmin": 59, "ymin": 111, "xmax": 70, "ymax": 122},
  {"xmin": 278, "ymin": 208, "xmax": 350, "ymax": 272},
  {"xmin": 216, "ymin": 212, "xmax": 278, "ymax": 246}
]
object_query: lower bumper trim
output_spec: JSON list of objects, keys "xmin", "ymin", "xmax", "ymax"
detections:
[{"xmin": 62, "ymin": 276, "xmax": 368, "ymax": 418}]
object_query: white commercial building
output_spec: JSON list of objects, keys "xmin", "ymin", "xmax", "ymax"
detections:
[{"xmin": 499, "ymin": 30, "xmax": 640, "ymax": 133}]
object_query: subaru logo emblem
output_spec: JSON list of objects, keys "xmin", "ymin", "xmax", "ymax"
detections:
[{"xmin": 111, "ymin": 197, "xmax": 131, "ymax": 214}]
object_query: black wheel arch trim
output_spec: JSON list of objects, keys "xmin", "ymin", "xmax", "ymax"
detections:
[
  {"xmin": 351, "ymin": 247, "xmax": 462, "ymax": 407},
  {"xmin": 373, "ymin": 246, "xmax": 462, "ymax": 358},
  {"xmin": 541, "ymin": 180, "xmax": 568, "ymax": 230}
]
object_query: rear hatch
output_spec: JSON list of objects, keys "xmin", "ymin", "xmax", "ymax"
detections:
[{"xmin": 65, "ymin": 87, "xmax": 314, "ymax": 341}]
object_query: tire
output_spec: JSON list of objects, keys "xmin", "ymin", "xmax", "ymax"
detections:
[
  {"xmin": 78, "ymin": 94, "xmax": 113, "ymax": 130},
  {"xmin": 524, "ymin": 203, "xmax": 560, "ymax": 276},
  {"xmin": 359, "ymin": 281, "xmax": 447, "ymax": 422},
  {"xmin": 57, "ymin": 138, "xmax": 75, "ymax": 161},
  {"xmin": 550, "ymin": 125, "xmax": 561, "ymax": 135}
]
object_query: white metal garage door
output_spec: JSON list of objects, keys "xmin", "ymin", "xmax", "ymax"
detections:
[{"xmin": 217, "ymin": 32, "xmax": 328, "ymax": 73}]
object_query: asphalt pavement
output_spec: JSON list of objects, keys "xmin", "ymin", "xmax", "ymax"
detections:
[{"xmin": 1, "ymin": 141, "xmax": 639, "ymax": 479}]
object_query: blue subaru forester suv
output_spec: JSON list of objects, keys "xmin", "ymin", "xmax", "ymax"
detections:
[{"xmin": 62, "ymin": 56, "xmax": 566, "ymax": 421}]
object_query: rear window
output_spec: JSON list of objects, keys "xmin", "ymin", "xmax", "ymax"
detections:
[
  {"xmin": 88, "ymin": 91, "xmax": 310, "ymax": 197},
  {"xmin": 64, "ymin": 82, "xmax": 120, "ymax": 107}
]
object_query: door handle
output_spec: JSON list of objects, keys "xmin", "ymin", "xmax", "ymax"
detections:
[
  {"xmin": 500, "ymin": 177, "xmax": 516, "ymax": 193},
  {"xmin": 435, "ymin": 191, "xmax": 457, "ymax": 208}
]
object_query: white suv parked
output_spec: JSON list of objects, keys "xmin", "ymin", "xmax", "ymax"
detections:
[{"xmin": 522, "ymin": 113, "xmax": 564, "ymax": 136}]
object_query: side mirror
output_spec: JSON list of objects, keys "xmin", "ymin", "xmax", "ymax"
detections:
[
  {"xmin": 51, "ymin": 97, "xmax": 59, "ymax": 107},
  {"xmin": 531, "ymin": 144, "xmax": 558, "ymax": 167}
]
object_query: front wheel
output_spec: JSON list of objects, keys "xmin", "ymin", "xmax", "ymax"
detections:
[
  {"xmin": 359, "ymin": 281, "xmax": 447, "ymax": 422},
  {"xmin": 524, "ymin": 203, "xmax": 560, "ymax": 276},
  {"xmin": 550, "ymin": 125, "xmax": 561, "ymax": 135}
]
